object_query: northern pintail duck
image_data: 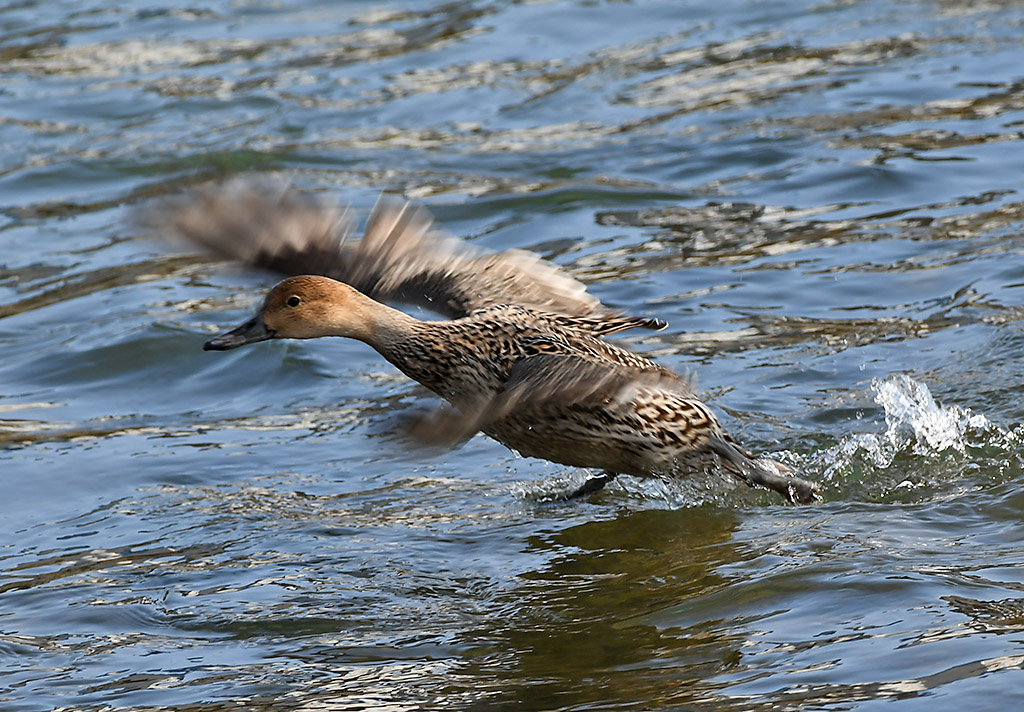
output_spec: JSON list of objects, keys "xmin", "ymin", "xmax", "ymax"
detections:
[{"xmin": 142, "ymin": 179, "xmax": 817, "ymax": 503}]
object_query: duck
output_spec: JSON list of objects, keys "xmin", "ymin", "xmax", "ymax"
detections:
[{"xmin": 141, "ymin": 178, "xmax": 818, "ymax": 503}]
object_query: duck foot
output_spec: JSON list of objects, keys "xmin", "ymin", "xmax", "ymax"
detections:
[{"xmin": 562, "ymin": 472, "xmax": 617, "ymax": 500}]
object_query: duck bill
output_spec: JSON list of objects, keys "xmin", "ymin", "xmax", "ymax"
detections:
[{"xmin": 204, "ymin": 315, "xmax": 275, "ymax": 351}]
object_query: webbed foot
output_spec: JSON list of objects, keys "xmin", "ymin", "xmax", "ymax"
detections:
[{"xmin": 562, "ymin": 472, "xmax": 617, "ymax": 500}]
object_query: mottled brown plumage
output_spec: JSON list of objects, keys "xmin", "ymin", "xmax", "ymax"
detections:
[{"xmin": 141, "ymin": 179, "xmax": 817, "ymax": 503}]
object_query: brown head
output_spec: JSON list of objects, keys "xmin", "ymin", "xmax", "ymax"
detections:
[{"xmin": 204, "ymin": 275, "xmax": 375, "ymax": 351}]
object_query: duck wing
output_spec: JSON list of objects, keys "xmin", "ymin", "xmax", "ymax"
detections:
[
  {"xmin": 406, "ymin": 353, "xmax": 678, "ymax": 447},
  {"xmin": 138, "ymin": 178, "xmax": 604, "ymax": 319}
]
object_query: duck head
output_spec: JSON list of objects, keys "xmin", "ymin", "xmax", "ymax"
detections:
[{"xmin": 204, "ymin": 275, "xmax": 375, "ymax": 350}]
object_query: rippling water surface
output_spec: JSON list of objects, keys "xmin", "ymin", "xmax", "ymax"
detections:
[{"xmin": 4, "ymin": 0, "xmax": 1024, "ymax": 709}]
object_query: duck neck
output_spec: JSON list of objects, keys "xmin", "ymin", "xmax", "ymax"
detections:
[
  {"xmin": 343, "ymin": 291, "xmax": 424, "ymax": 352},
  {"xmin": 341, "ymin": 291, "xmax": 464, "ymax": 399}
]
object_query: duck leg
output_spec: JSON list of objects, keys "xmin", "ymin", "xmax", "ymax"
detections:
[{"xmin": 563, "ymin": 472, "xmax": 618, "ymax": 500}]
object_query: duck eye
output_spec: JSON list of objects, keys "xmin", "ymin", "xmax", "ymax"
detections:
[{"xmin": 286, "ymin": 296, "xmax": 301, "ymax": 307}]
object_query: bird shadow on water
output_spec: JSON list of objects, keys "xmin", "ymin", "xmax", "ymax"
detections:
[{"xmin": 451, "ymin": 506, "xmax": 749, "ymax": 710}]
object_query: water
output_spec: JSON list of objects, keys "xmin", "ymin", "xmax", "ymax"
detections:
[{"xmin": 3, "ymin": 0, "xmax": 1024, "ymax": 708}]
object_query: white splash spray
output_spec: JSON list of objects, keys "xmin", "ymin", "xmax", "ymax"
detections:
[
  {"xmin": 821, "ymin": 374, "xmax": 1010, "ymax": 490},
  {"xmin": 874, "ymin": 374, "xmax": 993, "ymax": 454}
]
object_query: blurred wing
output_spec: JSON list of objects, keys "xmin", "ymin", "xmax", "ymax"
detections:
[
  {"xmin": 498, "ymin": 353, "xmax": 684, "ymax": 411},
  {"xmin": 136, "ymin": 177, "xmax": 357, "ymax": 279},
  {"xmin": 137, "ymin": 177, "xmax": 604, "ymax": 319},
  {"xmin": 407, "ymin": 353, "xmax": 682, "ymax": 446}
]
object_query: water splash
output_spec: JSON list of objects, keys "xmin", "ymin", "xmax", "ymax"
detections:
[
  {"xmin": 818, "ymin": 374, "xmax": 1014, "ymax": 497},
  {"xmin": 874, "ymin": 373, "xmax": 993, "ymax": 454}
]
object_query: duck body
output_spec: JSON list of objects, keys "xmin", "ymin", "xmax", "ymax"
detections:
[
  {"xmin": 357, "ymin": 301, "xmax": 713, "ymax": 477},
  {"xmin": 148, "ymin": 179, "xmax": 817, "ymax": 503}
]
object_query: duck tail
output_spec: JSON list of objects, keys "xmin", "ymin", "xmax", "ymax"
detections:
[
  {"xmin": 562, "ymin": 313, "xmax": 668, "ymax": 337},
  {"xmin": 708, "ymin": 435, "xmax": 818, "ymax": 504}
]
